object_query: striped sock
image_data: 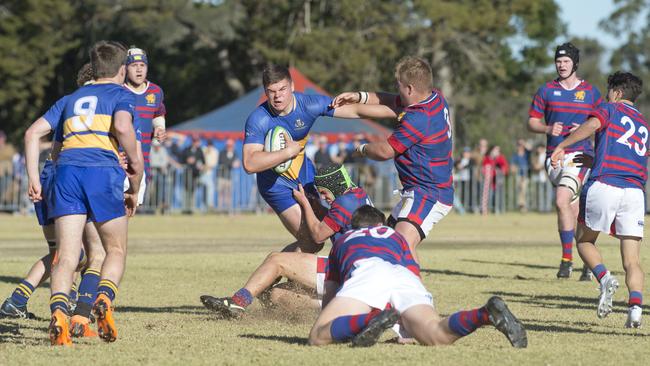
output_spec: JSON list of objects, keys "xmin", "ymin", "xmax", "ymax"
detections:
[
  {"xmin": 69, "ymin": 282, "xmax": 78, "ymax": 302},
  {"xmin": 591, "ymin": 264, "xmax": 608, "ymax": 283},
  {"xmin": 74, "ymin": 269, "xmax": 101, "ymax": 317},
  {"xmin": 10, "ymin": 280, "xmax": 35, "ymax": 307},
  {"xmin": 49, "ymin": 292, "xmax": 70, "ymax": 314},
  {"xmin": 330, "ymin": 309, "xmax": 381, "ymax": 342},
  {"xmin": 559, "ymin": 230, "xmax": 574, "ymax": 262},
  {"xmin": 448, "ymin": 307, "xmax": 490, "ymax": 336},
  {"xmin": 231, "ymin": 288, "xmax": 253, "ymax": 308},
  {"xmin": 629, "ymin": 291, "xmax": 643, "ymax": 307},
  {"xmin": 97, "ymin": 279, "xmax": 118, "ymax": 302}
]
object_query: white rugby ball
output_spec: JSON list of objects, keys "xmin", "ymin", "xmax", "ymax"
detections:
[{"xmin": 264, "ymin": 126, "xmax": 293, "ymax": 174}]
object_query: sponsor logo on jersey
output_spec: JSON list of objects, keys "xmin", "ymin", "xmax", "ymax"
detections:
[
  {"xmin": 295, "ymin": 118, "xmax": 305, "ymax": 129},
  {"xmin": 574, "ymin": 91, "xmax": 585, "ymax": 101},
  {"xmin": 397, "ymin": 112, "xmax": 406, "ymax": 122},
  {"xmin": 553, "ymin": 91, "xmax": 562, "ymax": 96},
  {"xmin": 146, "ymin": 93, "xmax": 156, "ymax": 105}
]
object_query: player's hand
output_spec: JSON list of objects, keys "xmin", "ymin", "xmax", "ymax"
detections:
[
  {"xmin": 550, "ymin": 148, "xmax": 565, "ymax": 168},
  {"xmin": 569, "ymin": 123, "xmax": 579, "ymax": 133},
  {"xmin": 330, "ymin": 92, "xmax": 361, "ymax": 108},
  {"xmin": 124, "ymin": 192, "xmax": 138, "ymax": 217},
  {"xmin": 549, "ymin": 122, "xmax": 563, "ymax": 136},
  {"xmin": 573, "ymin": 153, "xmax": 594, "ymax": 168},
  {"xmin": 285, "ymin": 139, "xmax": 302, "ymax": 159},
  {"xmin": 292, "ymin": 184, "xmax": 308, "ymax": 205},
  {"xmin": 153, "ymin": 126, "xmax": 167, "ymax": 143},
  {"xmin": 118, "ymin": 152, "xmax": 129, "ymax": 171},
  {"xmin": 28, "ymin": 180, "xmax": 42, "ymax": 202}
]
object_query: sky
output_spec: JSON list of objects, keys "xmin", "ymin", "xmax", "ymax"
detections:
[{"xmin": 557, "ymin": 0, "xmax": 620, "ymax": 50}]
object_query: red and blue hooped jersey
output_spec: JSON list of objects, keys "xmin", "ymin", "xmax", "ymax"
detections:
[
  {"xmin": 325, "ymin": 226, "xmax": 419, "ymax": 285},
  {"xmin": 323, "ymin": 187, "xmax": 372, "ymax": 242},
  {"xmin": 387, "ymin": 91, "xmax": 454, "ymax": 205},
  {"xmin": 125, "ymin": 81, "xmax": 166, "ymax": 175},
  {"xmin": 589, "ymin": 102, "xmax": 648, "ymax": 189},
  {"xmin": 529, "ymin": 80, "xmax": 602, "ymax": 156},
  {"xmin": 244, "ymin": 92, "xmax": 334, "ymax": 191}
]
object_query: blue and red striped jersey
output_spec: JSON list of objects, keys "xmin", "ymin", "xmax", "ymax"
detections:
[
  {"xmin": 589, "ymin": 102, "xmax": 648, "ymax": 189},
  {"xmin": 387, "ymin": 91, "xmax": 454, "ymax": 205},
  {"xmin": 529, "ymin": 80, "xmax": 602, "ymax": 156},
  {"xmin": 125, "ymin": 81, "xmax": 166, "ymax": 175},
  {"xmin": 325, "ymin": 226, "xmax": 419, "ymax": 284},
  {"xmin": 323, "ymin": 187, "xmax": 372, "ymax": 242}
]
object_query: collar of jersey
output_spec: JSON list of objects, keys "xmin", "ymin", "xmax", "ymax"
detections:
[
  {"xmin": 124, "ymin": 80, "xmax": 150, "ymax": 95},
  {"xmin": 554, "ymin": 79, "xmax": 583, "ymax": 91},
  {"xmin": 407, "ymin": 92, "xmax": 437, "ymax": 108}
]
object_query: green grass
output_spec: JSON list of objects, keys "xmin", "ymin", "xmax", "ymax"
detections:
[{"xmin": 1, "ymin": 213, "xmax": 649, "ymax": 365}]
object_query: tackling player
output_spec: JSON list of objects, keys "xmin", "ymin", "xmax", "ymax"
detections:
[
  {"xmin": 309, "ymin": 205, "xmax": 527, "ymax": 348},
  {"xmin": 47, "ymin": 41, "xmax": 143, "ymax": 346},
  {"xmin": 528, "ymin": 43, "xmax": 603, "ymax": 279},
  {"xmin": 551, "ymin": 72, "xmax": 646, "ymax": 328},
  {"xmin": 200, "ymin": 164, "xmax": 370, "ymax": 317},
  {"xmin": 330, "ymin": 56, "xmax": 453, "ymax": 262}
]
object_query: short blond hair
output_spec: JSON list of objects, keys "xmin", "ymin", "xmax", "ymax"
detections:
[{"xmin": 395, "ymin": 56, "xmax": 433, "ymax": 93}]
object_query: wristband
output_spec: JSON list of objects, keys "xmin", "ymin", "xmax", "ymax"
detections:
[
  {"xmin": 359, "ymin": 91, "xmax": 369, "ymax": 104},
  {"xmin": 152, "ymin": 116, "xmax": 166, "ymax": 129},
  {"xmin": 358, "ymin": 143, "xmax": 368, "ymax": 157}
]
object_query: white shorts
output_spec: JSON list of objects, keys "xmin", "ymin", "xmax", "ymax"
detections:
[
  {"xmin": 316, "ymin": 256, "xmax": 328, "ymax": 299},
  {"xmin": 336, "ymin": 258, "xmax": 434, "ymax": 313},
  {"xmin": 390, "ymin": 190, "xmax": 452, "ymax": 239},
  {"xmin": 544, "ymin": 152, "xmax": 590, "ymax": 189},
  {"xmin": 581, "ymin": 181, "xmax": 645, "ymax": 238},
  {"xmin": 123, "ymin": 172, "xmax": 147, "ymax": 206}
]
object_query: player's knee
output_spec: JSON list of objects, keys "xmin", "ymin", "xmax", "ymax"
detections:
[
  {"xmin": 622, "ymin": 258, "xmax": 642, "ymax": 273},
  {"xmin": 307, "ymin": 327, "xmax": 329, "ymax": 346},
  {"xmin": 55, "ymin": 254, "xmax": 80, "ymax": 271},
  {"xmin": 87, "ymin": 252, "xmax": 106, "ymax": 270}
]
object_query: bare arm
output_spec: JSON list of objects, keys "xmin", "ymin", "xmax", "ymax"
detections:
[
  {"xmin": 23, "ymin": 118, "xmax": 52, "ymax": 201},
  {"xmin": 333, "ymin": 104, "xmax": 398, "ymax": 119},
  {"xmin": 113, "ymin": 111, "xmax": 143, "ymax": 196},
  {"xmin": 551, "ymin": 117, "xmax": 601, "ymax": 166},
  {"xmin": 293, "ymin": 185, "xmax": 335, "ymax": 243},
  {"xmin": 242, "ymin": 142, "xmax": 301, "ymax": 174},
  {"xmin": 331, "ymin": 91, "xmax": 399, "ymax": 109},
  {"xmin": 359, "ymin": 141, "xmax": 396, "ymax": 161}
]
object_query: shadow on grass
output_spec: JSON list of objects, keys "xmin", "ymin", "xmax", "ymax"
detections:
[
  {"xmin": 421, "ymin": 268, "xmax": 489, "ymax": 279},
  {"xmin": 488, "ymin": 291, "xmax": 629, "ymax": 314},
  {"xmin": 118, "ymin": 305, "xmax": 205, "ymax": 315},
  {"xmin": 462, "ymin": 259, "xmax": 557, "ymax": 270},
  {"xmin": 239, "ymin": 333, "xmax": 307, "ymax": 345},
  {"xmin": 0, "ymin": 321, "xmax": 49, "ymax": 345},
  {"xmin": 0, "ymin": 275, "xmax": 25, "ymax": 285},
  {"xmin": 522, "ymin": 319, "xmax": 650, "ymax": 337}
]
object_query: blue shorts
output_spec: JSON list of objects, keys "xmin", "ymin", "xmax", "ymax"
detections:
[
  {"xmin": 258, "ymin": 177, "xmax": 319, "ymax": 214},
  {"xmin": 35, "ymin": 161, "xmax": 55, "ymax": 226},
  {"xmin": 49, "ymin": 165, "xmax": 126, "ymax": 222}
]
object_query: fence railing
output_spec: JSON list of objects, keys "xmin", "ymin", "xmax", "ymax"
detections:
[{"xmin": 2, "ymin": 163, "xmax": 648, "ymax": 215}]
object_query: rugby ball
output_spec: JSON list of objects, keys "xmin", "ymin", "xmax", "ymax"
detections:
[{"xmin": 264, "ymin": 126, "xmax": 293, "ymax": 174}]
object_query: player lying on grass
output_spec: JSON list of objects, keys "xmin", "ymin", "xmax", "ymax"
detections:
[
  {"xmin": 551, "ymin": 71, "xmax": 646, "ymax": 328},
  {"xmin": 309, "ymin": 205, "xmax": 528, "ymax": 348},
  {"xmin": 1, "ymin": 65, "xmax": 106, "ymax": 339},
  {"xmin": 200, "ymin": 164, "xmax": 370, "ymax": 317}
]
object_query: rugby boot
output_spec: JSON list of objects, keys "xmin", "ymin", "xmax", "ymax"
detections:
[
  {"xmin": 486, "ymin": 296, "xmax": 528, "ymax": 348},
  {"xmin": 200, "ymin": 295, "xmax": 245, "ymax": 318},
  {"xmin": 625, "ymin": 305, "xmax": 642, "ymax": 329},
  {"xmin": 70, "ymin": 315, "xmax": 97, "ymax": 338},
  {"xmin": 351, "ymin": 308, "xmax": 399, "ymax": 347},
  {"xmin": 579, "ymin": 264, "xmax": 593, "ymax": 282},
  {"xmin": 597, "ymin": 273, "xmax": 619, "ymax": 319},
  {"xmin": 93, "ymin": 294, "xmax": 117, "ymax": 342},
  {"xmin": 0, "ymin": 297, "xmax": 35, "ymax": 319},
  {"xmin": 49, "ymin": 309, "xmax": 72, "ymax": 346},
  {"xmin": 556, "ymin": 260, "xmax": 573, "ymax": 279}
]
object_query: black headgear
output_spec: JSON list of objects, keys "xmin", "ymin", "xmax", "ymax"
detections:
[
  {"xmin": 314, "ymin": 164, "xmax": 355, "ymax": 198},
  {"xmin": 555, "ymin": 43, "xmax": 579, "ymax": 74}
]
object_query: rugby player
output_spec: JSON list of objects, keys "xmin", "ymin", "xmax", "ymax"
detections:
[
  {"xmin": 551, "ymin": 72, "xmax": 646, "ymax": 327},
  {"xmin": 528, "ymin": 43, "xmax": 603, "ymax": 279},
  {"xmin": 47, "ymin": 41, "xmax": 143, "ymax": 346},
  {"xmin": 200, "ymin": 164, "xmax": 370, "ymax": 317},
  {"xmin": 0, "ymin": 65, "xmax": 105, "ymax": 337},
  {"xmin": 309, "ymin": 205, "xmax": 527, "ymax": 348},
  {"xmin": 330, "ymin": 56, "xmax": 453, "ymax": 262}
]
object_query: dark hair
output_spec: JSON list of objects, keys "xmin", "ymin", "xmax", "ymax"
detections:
[
  {"xmin": 351, "ymin": 205, "xmax": 386, "ymax": 229},
  {"xmin": 76, "ymin": 63, "xmax": 94, "ymax": 87},
  {"xmin": 607, "ymin": 71, "xmax": 643, "ymax": 102},
  {"xmin": 262, "ymin": 64, "xmax": 291, "ymax": 87},
  {"xmin": 90, "ymin": 41, "xmax": 127, "ymax": 79}
]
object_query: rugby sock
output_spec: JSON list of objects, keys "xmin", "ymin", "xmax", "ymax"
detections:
[
  {"xmin": 69, "ymin": 282, "xmax": 78, "ymax": 302},
  {"xmin": 448, "ymin": 307, "xmax": 490, "ymax": 337},
  {"xmin": 10, "ymin": 280, "xmax": 35, "ymax": 307},
  {"xmin": 49, "ymin": 292, "xmax": 70, "ymax": 315},
  {"xmin": 97, "ymin": 279, "xmax": 118, "ymax": 302},
  {"xmin": 74, "ymin": 269, "xmax": 101, "ymax": 317},
  {"xmin": 330, "ymin": 309, "xmax": 382, "ymax": 342},
  {"xmin": 559, "ymin": 230, "xmax": 574, "ymax": 261},
  {"xmin": 629, "ymin": 291, "xmax": 643, "ymax": 307},
  {"xmin": 232, "ymin": 288, "xmax": 253, "ymax": 308},
  {"xmin": 591, "ymin": 264, "xmax": 608, "ymax": 283}
]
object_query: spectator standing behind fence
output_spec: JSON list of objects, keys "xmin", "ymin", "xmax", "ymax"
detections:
[
  {"xmin": 182, "ymin": 136, "xmax": 205, "ymax": 213},
  {"xmin": 511, "ymin": 139, "xmax": 531, "ymax": 213},
  {"xmin": 471, "ymin": 138, "xmax": 489, "ymax": 213},
  {"xmin": 455, "ymin": 147, "xmax": 473, "ymax": 210},
  {"xmin": 313, "ymin": 135, "xmax": 333, "ymax": 169},
  {"xmin": 201, "ymin": 140, "xmax": 219, "ymax": 211},
  {"xmin": 531, "ymin": 144, "xmax": 551, "ymax": 212},
  {"xmin": 481, "ymin": 145, "xmax": 509, "ymax": 215},
  {"xmin": 149, "ymin": 140, "xmax": 170, "ymax": 211},
  {"xmin": 0, "ymin": 131, "xmax": 17, "ymax": 207},
  {"xmin": 218, "ymin": 138, "xmax": 240, "ymax": 212}
]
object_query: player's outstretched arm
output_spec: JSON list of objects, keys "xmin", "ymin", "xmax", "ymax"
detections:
[
  {"xmin": 23, "ymin": 118, "xmax": 52, "ymax": 202},
  {"xmin": 293, "ymin": 184, "xmax": 335, "ymax": 243},
  {"xmin": 333, "ymin": 104, "xmax": 398, "ymax": 119},
  {"xmin": 331, "ymin": 91, "xmax": 398, "ymax": 108},
  {"xmin": 551, "ymin": 117, "xmax": 601, "ymax": 167},
  {"xmin": 357, "ymin": 141, "xmax": 396, "ymax": 161},
  {"xmin": 242, "ymin": 142, "xmax": 300, "ymax": 174}
]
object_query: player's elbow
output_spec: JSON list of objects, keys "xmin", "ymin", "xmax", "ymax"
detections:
[{"xmin": 242, "ymin": 157, "xmax": 258, "ymax": 174}]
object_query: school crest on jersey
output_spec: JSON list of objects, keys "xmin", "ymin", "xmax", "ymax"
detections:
[
  {"xmin": 295, "ymin": 119, "xmax": 305, "ymax": 129},
  {"xmin": 397, "ymin": 112, "xmax": 406, "ymax": 122},
  {"xmin": 574, "ymin": 91, "xmax": 585, "ymax": 102},
  {"xmin": 145, "ymin": 93, "xmax": 156, "ymax": 105}
]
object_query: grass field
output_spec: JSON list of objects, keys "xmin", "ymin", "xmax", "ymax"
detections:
[{"xmin": 1, "ymin": 212, "xmax": 649, "ymax": 365}]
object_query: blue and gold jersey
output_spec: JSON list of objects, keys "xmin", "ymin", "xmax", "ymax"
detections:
[{"xmin": 55, "ymin": 82, "xmax": 136, "ymax": 167}]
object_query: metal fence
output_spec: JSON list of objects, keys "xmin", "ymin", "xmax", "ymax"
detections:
[{"xmin": 2, "ymin": 163, "xmax": 647, "ymax": 216}]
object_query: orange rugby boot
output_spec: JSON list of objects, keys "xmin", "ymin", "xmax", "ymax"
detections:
[
  {"xmin": 70, "ymin": 315, "xmax": 98, "ymax": 338},
  {"xmin": 93, "ymin": 294, "xmax": 117, "ymax": 342},
  {"xmin": 49, "ymin": 309, "xmax": 72, "ymax": 346}
]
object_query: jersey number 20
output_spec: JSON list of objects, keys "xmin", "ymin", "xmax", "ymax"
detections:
[{"xmin": 616, "ymin": 116, "xmax": 648, "ymax": 156}]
